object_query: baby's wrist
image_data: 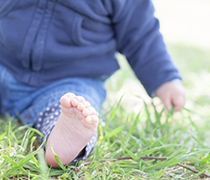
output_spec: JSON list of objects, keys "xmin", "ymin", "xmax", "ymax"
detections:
[{"xmin": 152, "ymin": 79, "xmax": 182, "ymax": 97}]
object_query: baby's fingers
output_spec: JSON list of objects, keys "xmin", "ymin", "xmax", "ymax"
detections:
[
  {"xmin": 161, "ymin": 96, "xmax": 172, "ymax": 112},
  {"xmin": 171, "ymin": 95, "xmax": 185, "ymax": 112}
]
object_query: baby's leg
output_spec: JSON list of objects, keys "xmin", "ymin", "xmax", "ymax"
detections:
[{"xmin": 42, "ymin": 93, "xmax": 99, "ymax": 167}]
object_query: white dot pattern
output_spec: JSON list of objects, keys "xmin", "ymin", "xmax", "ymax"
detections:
[
  {"xmin": 35, "ymin": 103, "xmax": 97, "ymax": 162},
  {"xmin": 35, "ymin": 104, "xmax": 59, "ymax": 142}
]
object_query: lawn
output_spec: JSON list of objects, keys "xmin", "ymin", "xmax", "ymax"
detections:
[{"xmin": 0, "ymin": 0, "xmax": 210, "ymax": 179}]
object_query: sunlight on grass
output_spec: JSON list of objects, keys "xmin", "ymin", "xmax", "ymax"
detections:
[{"xmin": 1, "ymin": 92, "xmax": 210, "ymax": 179}]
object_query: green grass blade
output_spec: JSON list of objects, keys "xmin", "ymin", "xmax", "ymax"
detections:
[
  {"xmin": 104, "ymin": 94, "xmax": 124, "ymax": 129},
  {"xmin": 0, "ymin": 131, "xmax": 46, "ymax": 178},
  {"xmin": 129, "ymin": 112, "xmax": 140, "ymax": 135},
  {"xmin": 144, "ymin": 158, "xmax": 181, "ymax": 171},
  {"xmin": 0, "ymin": 132, "xmax": 6, "ymax": 140},
  {"xmin": 51, "ymin": 144, "xmax": 66, "ymax": 172},
  {"xmin": 103, "ymin": 125, "xmax": 124, "ymax": 139},
  {"xmin": 121, "ymin": 135, "xmax": 139, "ymax": 162},
  {"xmin": 38, "ymin": 149, "xmax": 50, "ymax": 179},
  {"xmin": 0, "ymin": 150, "xmax": 17, "ymax": 166}
]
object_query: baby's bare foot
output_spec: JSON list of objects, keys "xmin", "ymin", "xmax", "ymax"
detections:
[{"xmin": 45, "ymin": 93, "xmax": 99, "ymax": 167}]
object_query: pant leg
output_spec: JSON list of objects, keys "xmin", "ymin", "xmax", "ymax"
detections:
[
  {"xmin": 0, "ymin": 63, "xmax": 106, "ymax": 162},
  {"xmin": 0, "ymin": 63, "xmax": 39, "ymax": 117},
  {"xmin": 20, "ymin": 77, "xmax": 106, "ymax": 125}
]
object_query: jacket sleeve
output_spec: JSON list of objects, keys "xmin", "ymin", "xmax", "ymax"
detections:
[{"xmin": 102, "ymin": 0, "xmax": 182, "ymax": 96}]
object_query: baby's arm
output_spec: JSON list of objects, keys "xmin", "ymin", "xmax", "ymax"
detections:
[{"xmin": 155, "ymin": 80, "xmax": 186, "ymax": 112}]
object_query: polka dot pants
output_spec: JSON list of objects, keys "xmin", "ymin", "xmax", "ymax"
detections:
[{"xmin": 34, "ymin": 102, "xmax": 98, "ymax": 162}]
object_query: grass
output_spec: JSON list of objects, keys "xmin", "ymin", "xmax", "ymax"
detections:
[{"xmin": 0, "ymin": 42, "xmax": 210, "ymax": 179}]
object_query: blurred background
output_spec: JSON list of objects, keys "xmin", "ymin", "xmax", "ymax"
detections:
[
  {"xmin": 154, "ymin": 0, "xmax": 210, "ymax": 117},
  {"xmin": 155, "ymin": 0, "xmax": 210, "ymax": 48},
  {"xmin": 106, "ymin": 0, "xmax": 210, "ymax": 119}
]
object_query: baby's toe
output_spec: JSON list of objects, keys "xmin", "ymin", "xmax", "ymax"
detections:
[
  {"xmin": 82, "ymin": 107, "xmax": 96, "ymax": 117},
  {"xmin": 71, "ymin": 96, "xmax": 86, "ymax": 107},
  {"xmin": 65, "ymin": 93, "xmax": 76, "ymax": 99},
  {"xmin": 75, "ymin": 96, "xmax": 85, "ymax": 102},
  {"xmin": 85, "ymin": 115, "xmax": 99, "ymax": 124},
  {"xmin": 60, "ymin": 94, "xmax": 71, "ymax": 108},
  {"xmin": 77, "ymin": 101, "xmax": 91, "ymax": 111},
  {"xmin": 71, "ymin": 98, "xmax": 79, "ymax": 107}
]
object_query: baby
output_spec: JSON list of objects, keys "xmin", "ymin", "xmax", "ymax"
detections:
[{"xmin": 0, "ymin": 0, "xmax": 185, "ymax": 167}]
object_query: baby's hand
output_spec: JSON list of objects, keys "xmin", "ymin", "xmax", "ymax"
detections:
[{"xmin": 155, "ymin": 80, "xmax": 186, "ymax": 112}]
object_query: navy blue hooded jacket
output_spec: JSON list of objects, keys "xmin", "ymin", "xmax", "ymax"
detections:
[{"xmin": 0, "ymin": 0, "xmax": 181, "ymax": 96}]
